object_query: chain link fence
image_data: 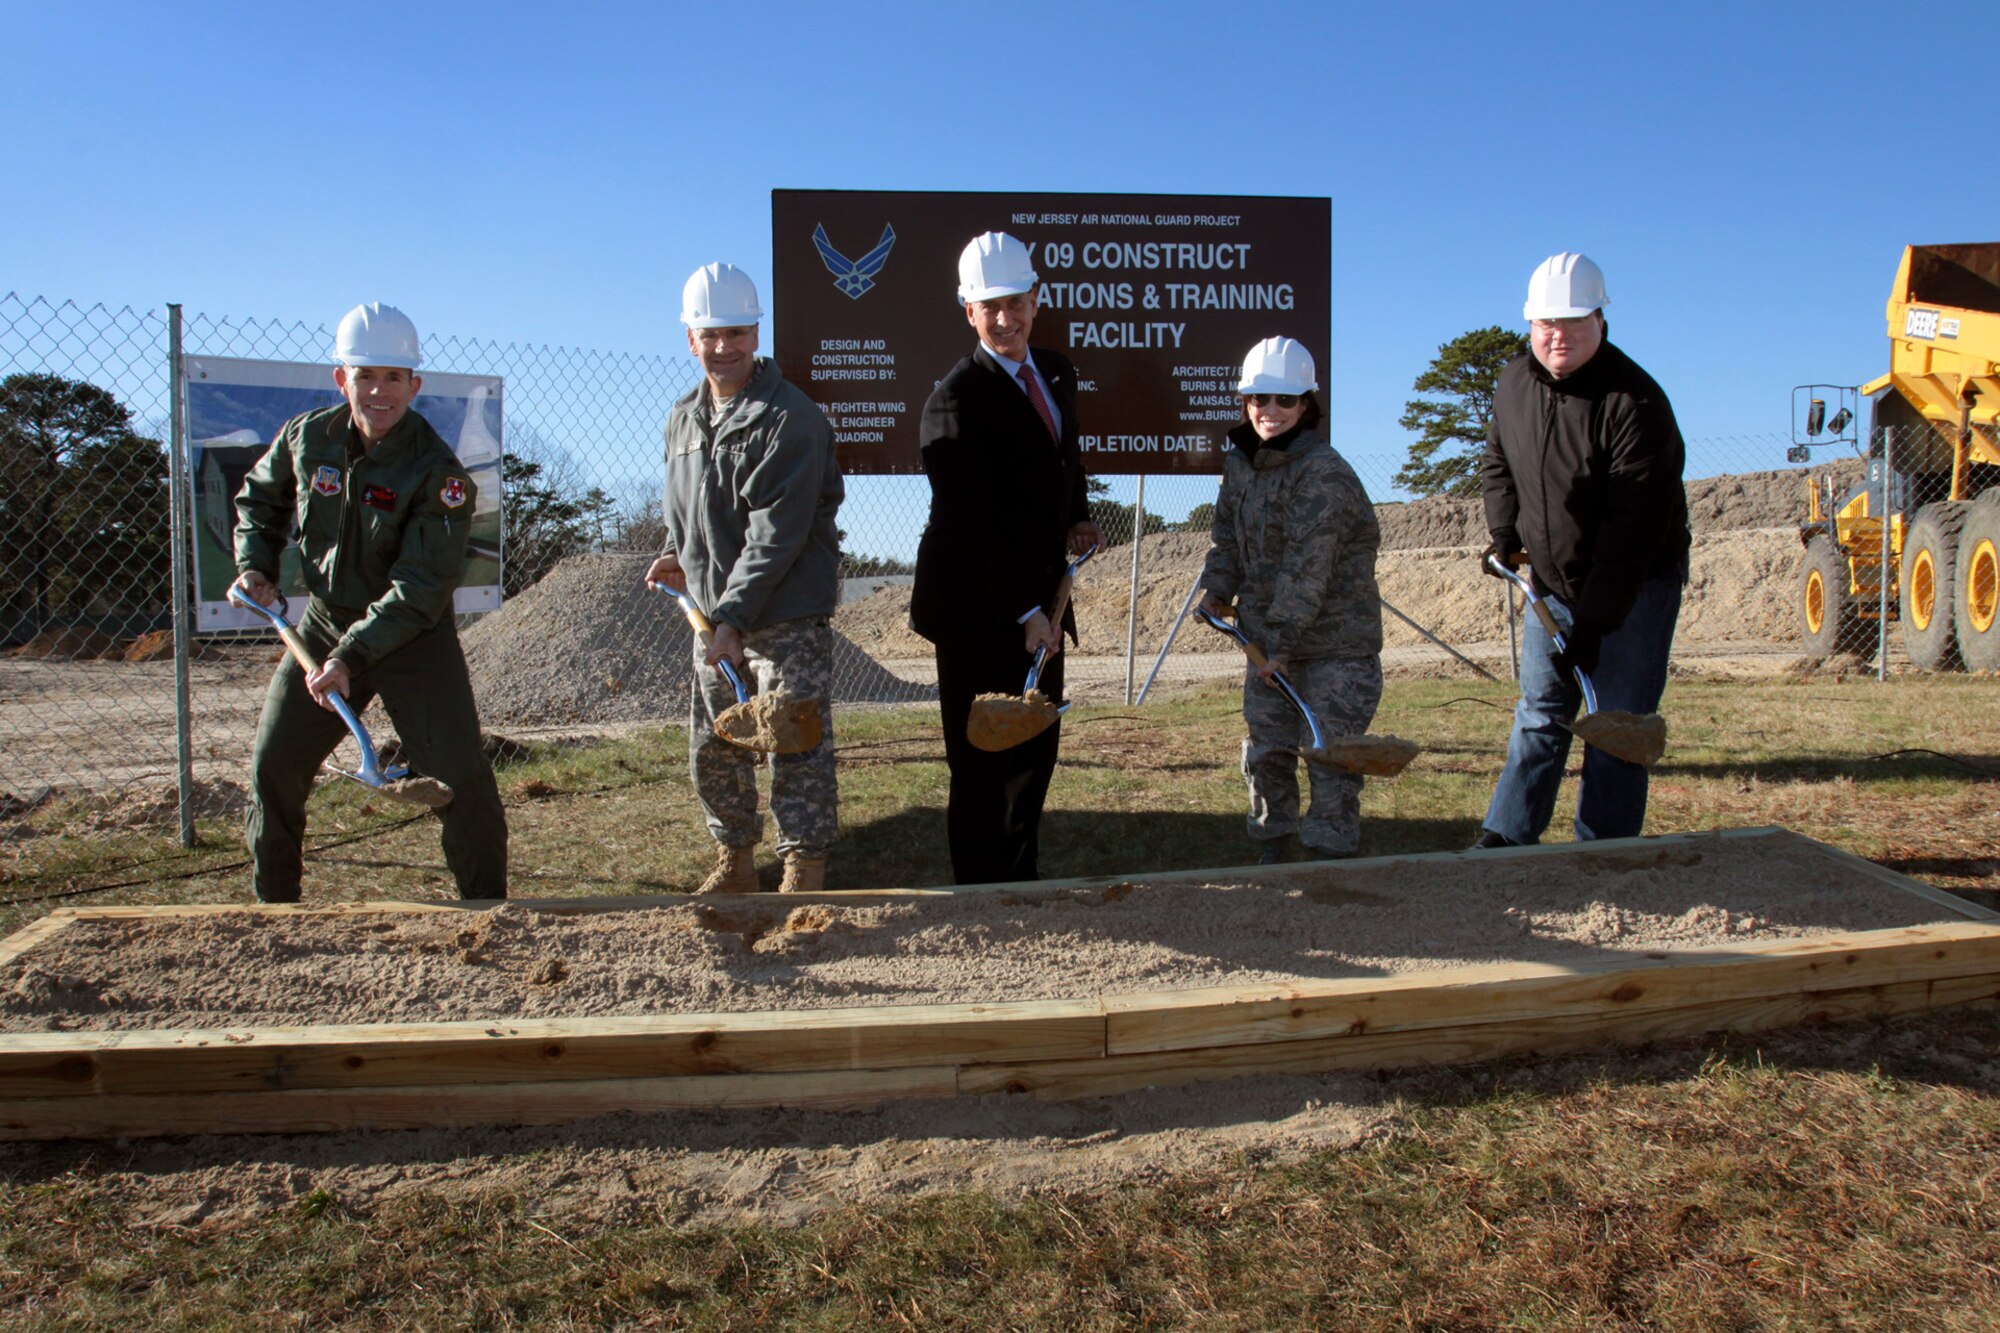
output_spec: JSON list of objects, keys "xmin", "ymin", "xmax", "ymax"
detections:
[
  {"xmin": 1790, "ymin": 400, "xmax": 2000, "ymax": 675},
  {"xmin": 11, "ymin": 289, "xmax": 1975, "ymax": 843}
]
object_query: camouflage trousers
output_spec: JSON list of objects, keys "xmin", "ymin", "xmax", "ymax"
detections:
[
  {"xmin": 1241, "ymin": 654, "xmax": 1383, "ymax": 856},
  {"xmin": 689, "ymin": 616, "xmax": 837, "ymax": 855}
]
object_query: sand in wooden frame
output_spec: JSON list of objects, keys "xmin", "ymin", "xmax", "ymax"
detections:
[{"xmin": 2, "ymin": 827, "xmax": 1998, "ymax": 1141}]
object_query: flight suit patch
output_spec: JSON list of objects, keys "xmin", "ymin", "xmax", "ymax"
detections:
[
  {"xmin": 362, "ymin": 484, "xmax": 398, "ymax": 511},
  {"xmin": 439, "ymin": 476, "xmax": 467, "ymax": 508},
  {"xmin": 311, "ymin": 465, "xmax": 342, "ymax": 496}
]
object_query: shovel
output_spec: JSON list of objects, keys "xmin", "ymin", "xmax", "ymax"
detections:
[
  {"xmin": 1194, "ymin": 606, "xmax": 1420, "ymax": 776},
  {"xmin": 227, "ymin": 587, "xmax": 454, "ymax": 809},
  {"xmin": 966, "ymin": 544, "xmax": 1098, "ymax": 752},
  {"xmin": 1484, "ymin": 554, "xmax": 1667, "ymax": 769},
  {"xmin": 650, "ymin": 583, "xmax": 824, "ymax": 755}
]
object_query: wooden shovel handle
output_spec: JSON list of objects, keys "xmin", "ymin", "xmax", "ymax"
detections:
[
  {"xmin": 1523, "ymin": 596, "xmax": 1565, "ymax": 644},
  {"xmin": 1209, "ymin": 607, "xmax": 1277, "ymax": 671},
  {"xmin": 1046, "ymin": 572, "xmax": 1077, "ymax": 629},
  {"xmin": 1499, "ymin": 551, "xmax": 1567, "ymax": 645},
  {"xmin": 266, "ymin": 620, "xmax": 322, "ymax": 677},
  {"xmin": 673, "ymin": 592, "xmax": 717, "ymax": 645}
]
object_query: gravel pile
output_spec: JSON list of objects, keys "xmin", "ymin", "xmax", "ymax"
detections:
[{"xmin": 462, "ymin": 554, "xmax": 931, "ymax": 726}]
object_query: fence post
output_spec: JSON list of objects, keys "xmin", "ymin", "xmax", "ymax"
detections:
[
  {"xmin": 167, "ymin": 304, "xmax": 196, "ymax": 848},
  {"xmin": 1878, "ymin": 426, "xmax": 1892, "ymax": 684},
  {"xmin": 1137, "ymin": 569, "xmax": 1203, "ymax": 706},
  {"xmin": 1124, "ymin": 474, "xmax": 1145, "ymax": 703}
]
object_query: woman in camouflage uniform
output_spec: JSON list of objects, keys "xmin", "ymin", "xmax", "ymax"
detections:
[{"xmin": 1198, "ymin": 338, "xmax": 1383, "ymax": 863}]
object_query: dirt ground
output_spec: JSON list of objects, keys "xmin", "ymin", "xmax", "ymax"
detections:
[{"xmin": 2, "ymin": 834, "xmax": 1982, "ymax": 1229}]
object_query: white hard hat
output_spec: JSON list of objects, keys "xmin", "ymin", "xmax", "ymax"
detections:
[
  {"xmin": 681, "ymin": 262, "xmax": 765, "ymax": 328},
  {"xmin": 956, "ymin": 232, "xmax": 1038, "ymax": 304},
  {"xmin": 1237, "ymin": 337, "xmax": 1318, "ymax": 396},
  {"xmin": 1522, "ymin": 252, "xmax": 1608, "ymax": 320},
  {"xmin": 333, "ymin": 302, "xmax": 423, "ymax": 370}
]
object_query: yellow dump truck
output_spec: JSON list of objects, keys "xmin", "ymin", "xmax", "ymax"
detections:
[{"xmin": 1796, "ymin": 243, "xmax": 2000, "ymax": 670}]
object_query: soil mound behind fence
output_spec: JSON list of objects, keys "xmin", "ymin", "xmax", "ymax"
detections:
[
  {"xmin": 462, "ymin": 555, "xmax": 932, "ymax": 727},
  {"xmin": 833, "ymin": 460, "xmax": 1832, "ymax": 665},
  {"xmin": 455, "ymin": 462, "xmax": 1856, "ymax": 720}
]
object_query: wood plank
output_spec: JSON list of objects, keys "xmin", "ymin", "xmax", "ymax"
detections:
[
  {"xmin": 1795, "ymin": 836, "xmax": 2000, "ymax": 922},
  {"xmin": 0, "ymin": 911, "xmax": 78, "ymax": 970},
  {"xmin": 0, "ymin": 999, "xmax": 1107, "ymax": 1099},
  {"xmin": 54, "ymin": 900, "xmax": 467, "ymax": 922},
  {"xmin": 0, "ymin": 1065, "xmax": 961, "ymax": 1142},
  {"xmin": 1102, "ymin": 922, "xmax": 2000, "ymax": 1055},
  {"xmin": 968, "ymin": 974, "xmax": 2000, "ymax": 1101}
]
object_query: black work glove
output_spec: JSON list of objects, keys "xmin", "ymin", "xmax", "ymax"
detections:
[
  {"xmin": 1480, "ymin": 532, "xmax": 1523, "ymax": 579},
  {"xmin": 1553, "ymin": 619, "xmax": 1604, "ymax": 679}
]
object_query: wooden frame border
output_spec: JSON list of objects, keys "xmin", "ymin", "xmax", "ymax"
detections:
[{"xmin": 4, "ymin": 828, "xmax": 1997, "ymax": 1140}]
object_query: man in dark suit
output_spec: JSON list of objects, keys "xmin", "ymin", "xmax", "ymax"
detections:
[{"xmin": 912, "ymin": 231, "xmax": 1101, "ymax": 884}]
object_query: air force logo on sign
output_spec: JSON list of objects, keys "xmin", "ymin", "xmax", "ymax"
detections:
[
  {"xmin": 311, "ymin": 465, "xmax": 341, "ymax": 496},
  {"xmin": 812, "ymin": 222, "xmax": 897, "ymax": 299}
]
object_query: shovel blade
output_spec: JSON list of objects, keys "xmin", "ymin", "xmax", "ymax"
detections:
[
  {"xmin": 965, "ymin": 690, "xmax": 1059, "ymax": 752},
  {"xmin": 1306, "ymin": 733, "xmax": 1421, "ymax": 777},
  {"xmin": 1571, "ymin": 710, "xmax": 1668, "ymax": 769},
  {"xmin": 715, "ymin": 694, "xmax": 825, "ymax": 754},
  {"xmin": 326, "ymin": 765, "xmax": 455, "ymax": 810}
]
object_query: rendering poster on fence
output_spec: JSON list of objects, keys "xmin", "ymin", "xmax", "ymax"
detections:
[
  {"xmin": 181, "ymin": 355, "xmax": 505, "ymax": 631},
  {"xmin": 772, "ymin": 190, "xmax": 1331, "ymax": 475}
]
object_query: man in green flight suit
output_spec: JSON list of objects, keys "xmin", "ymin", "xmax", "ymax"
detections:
[{"xmin": 232, "ymin": 302, "xmax": 507, "ymax": 902}]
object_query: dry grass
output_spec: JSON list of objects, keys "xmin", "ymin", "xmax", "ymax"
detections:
[{"xmin": 2, "ymin": 671, "xmax": 1998, "ymax": 1326}]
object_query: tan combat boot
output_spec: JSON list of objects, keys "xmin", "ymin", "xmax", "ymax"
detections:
[
  {"xmin": 777, "ymin": 854, "xmax": 827, "ymax": 894},
  {"xmin": 696, "ymin": 842, "xmax": 758, "ymax": 895}
]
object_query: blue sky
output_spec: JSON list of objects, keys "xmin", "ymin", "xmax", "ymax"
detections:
[{"xmin": 6, "ymin": 0, "xmax": 1995, "ymax": 472}]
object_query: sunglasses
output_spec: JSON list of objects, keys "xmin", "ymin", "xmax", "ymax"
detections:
[{"xmin": 1245, "ymin": 393, "xmax": 1300, "ymax": 408}]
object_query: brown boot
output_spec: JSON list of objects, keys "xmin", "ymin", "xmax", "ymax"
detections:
[
  {"xmin": 778, "ymin": 854, "xmax": 826, "ymax": 894},
  {"xmin": 696, "ymin": 842, "xmax": 758, "ymax": 895}
]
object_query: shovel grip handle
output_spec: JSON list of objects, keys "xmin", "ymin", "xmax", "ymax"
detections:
[
  {"xmin": 652, "ymin": 582, "xmax": 750, "ymax": 703},
  {"xmin": 228, "ymin": 587, "xmax": 384, "ymax": 775},
  {"xmin": 1523, "ymin": 596, "xmax": 1566, "ymax": 647},
  {"xmin": 1040, "ymin": 543, "xmax": 1098, "ymax": 633},
  {"xmin": 1194, "ymin": 606, "xmax": 1272, "ymax": 668},
  {"xmin": 229, "ymin": 586, "xmax": 329, "ymax": 678}
]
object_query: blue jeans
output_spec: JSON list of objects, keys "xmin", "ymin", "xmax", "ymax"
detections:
[{"xmin": 1482, "ymin": 570, "xmax": 1682, "ymax": 843}]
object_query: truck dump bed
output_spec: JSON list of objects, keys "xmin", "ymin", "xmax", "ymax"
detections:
[
  {"xmin": 1905, "ymin": 243, "xmax": 2000, "ymax": 316},
  {"xmin": 1871, "ymin": 243, "xmax": 2000, "ymax": 475}
]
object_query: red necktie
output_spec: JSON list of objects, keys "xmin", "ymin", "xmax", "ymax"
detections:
[{"xmin": 1016, "ymin": 363, "xmax": 1058, "ymax": 442}]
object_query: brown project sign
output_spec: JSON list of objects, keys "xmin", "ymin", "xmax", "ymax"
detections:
[{"xmin": 772, "ymin": 190, "xmax": 1329, "ymax": 475}]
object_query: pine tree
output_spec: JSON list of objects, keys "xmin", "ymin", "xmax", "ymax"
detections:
[{"xmin": 1393, "ymin": 326, "xmax": 1528, "ymax": 498}]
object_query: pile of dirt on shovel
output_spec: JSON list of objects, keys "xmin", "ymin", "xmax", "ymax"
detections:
[{"xmin": 462, "ymin": 554, "xmax": 933, "ymax": 726}]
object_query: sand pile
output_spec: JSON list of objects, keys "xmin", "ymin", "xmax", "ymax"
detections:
[
  {"xmin": 462, "ymin": 554, "xmax": 932, "ymax": 726},
  {"xmin": 0, "ymin": 832, "xmax": 1953, "ymax": 1033}
]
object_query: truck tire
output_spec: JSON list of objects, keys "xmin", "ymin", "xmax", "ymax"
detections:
[
  {"xmin": 1799, "ymin": 534, "xmax": 1864, "ymax": 659},
  {"xmin": 1901, "ymin": 503, "xmax": 1967, "ymax": 671},
  {"xmin": 1956, "ymin": 502, "xmax": 2000, "ymax": 672}
]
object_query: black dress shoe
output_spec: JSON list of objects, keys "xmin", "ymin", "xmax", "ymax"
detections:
[
  {"xmin": 1256, "ymin": 836, "xmax": 1298, "ymax": 865},
  {"xmin": 1468, "ymin": 830, "xmax": 1517, "ymax": 850}
]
